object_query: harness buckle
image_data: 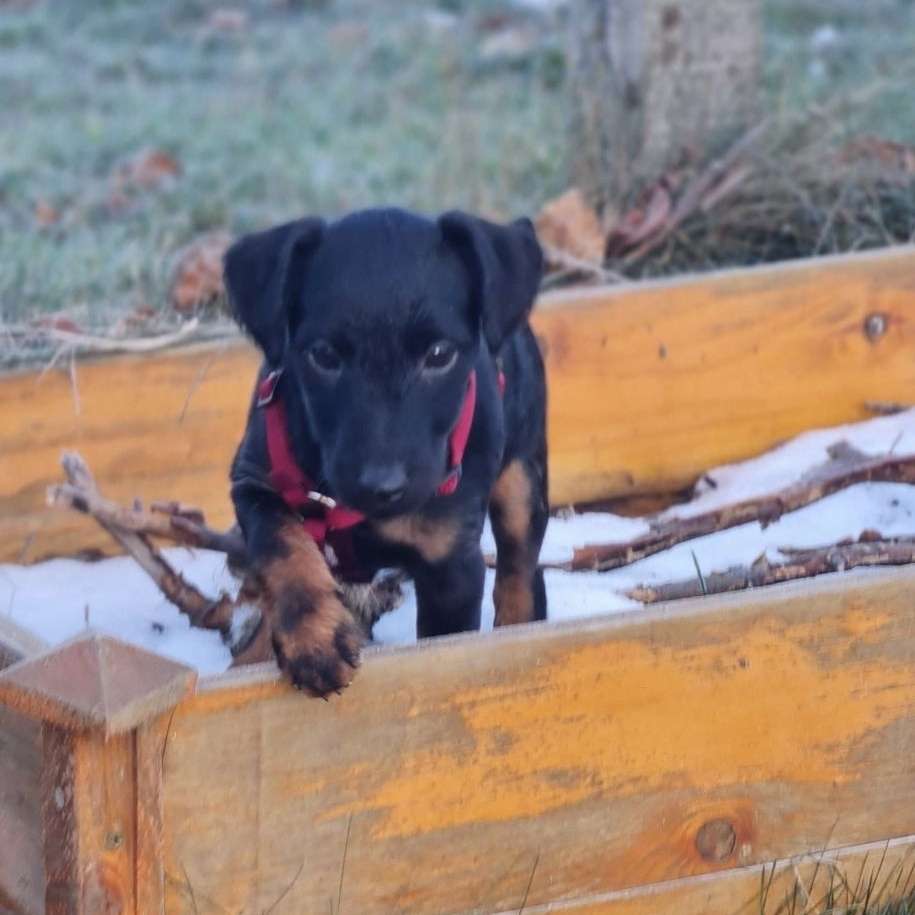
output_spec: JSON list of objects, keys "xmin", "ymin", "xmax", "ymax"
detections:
[
  {"xmin": 256, "ymin": 369, "xmax": 283, "ymax": 407},
  {"xmin": 307, "ymin": 490, "xmax": 338, "ymax": 510}
]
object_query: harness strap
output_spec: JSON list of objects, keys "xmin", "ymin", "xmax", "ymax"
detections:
[{"xmin": 257, "ymin": 366, "xmax": 498, "ymax": 574}]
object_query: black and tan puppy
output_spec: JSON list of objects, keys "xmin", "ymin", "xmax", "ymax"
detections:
[{"xmin": 226, "ymin": 208, "xmax": 547, "ymax": 696}]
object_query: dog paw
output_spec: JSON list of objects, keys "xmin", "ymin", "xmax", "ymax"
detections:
[{"xmin": 271, "ymin": 592, "xmax": 364, "ymax": 698}]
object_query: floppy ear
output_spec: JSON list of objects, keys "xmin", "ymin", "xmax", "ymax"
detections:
[
  {"xmin": 223, "ymin": 217, "xmax": 324, "ymax": 366},
  {"xmin": 438, "ymin": 211, "xmax": 543, "ymax": 351}
]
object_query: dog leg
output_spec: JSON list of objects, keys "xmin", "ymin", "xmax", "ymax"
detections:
[
  {"xmin": 232, "ymin": 481, "xmax": 363, "ymax": 696},
  {"xmin": 414, "ymin": 544, "xmax": 485, "ymax": 639},
  {"xmin": 489, "ymin": 456, "xmax": 548, "ymax": 626}
]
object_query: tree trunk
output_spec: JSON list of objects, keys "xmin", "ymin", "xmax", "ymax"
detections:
[{"xmin": 569, "ymin": 0, "xmax": 763, "ymax": 215}]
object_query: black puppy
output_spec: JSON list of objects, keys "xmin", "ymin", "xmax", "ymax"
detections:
[{"xmin": 225, "ymin": 208, "xmax": 548, "ymax": 696}]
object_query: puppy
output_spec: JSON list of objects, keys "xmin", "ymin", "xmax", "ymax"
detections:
[{"xmin": 225, "ymin": 208, "xmax": 547, "ymax": 696}]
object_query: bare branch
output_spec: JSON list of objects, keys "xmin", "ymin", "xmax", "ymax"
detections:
[
  {"xmin": 628, "ymin": 534, "xmax": 915, "ymax": 603},
  {"xmin": 571, "ymin": 445, "xmax": 915, "ymax": 572}
]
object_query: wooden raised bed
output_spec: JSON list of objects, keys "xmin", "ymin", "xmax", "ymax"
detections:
[{"xmin": 2, "ymin": 246, "xmax": 915, "ymax": 914}]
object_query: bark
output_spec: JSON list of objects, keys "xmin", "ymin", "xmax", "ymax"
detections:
[{"xmin": 569, "ymin": 0, "xmax": 763, "ymax": 213}]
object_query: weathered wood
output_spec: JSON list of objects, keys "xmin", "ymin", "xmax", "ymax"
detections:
[
  {"xmin": 629, "ymin": 534, "xmax": 915, "ymax": 602},
  {"xmin": 0, "ymin": 634, "xmax": 196, "ymax": 915},
  {"xmin": 162, "ymin": 566, "xmax": 915, "ymax": 914},
  {"xmin": 2, "ymin": 247, "xmax": 915, "ymax": 565},
  {"xmin": 0, "ymin": 619, "xmax": 46, "ymax": 915},
  {"xmin": 42, "ymin": 726, "xmax": 136, "ymax": 915},
  {"xmin": 507, "ymin": 833, "xmax": 915, "ymax": 914},
  {"xmin": 0, "ymin": 632, "xmax": 197, "ymax": 736}
]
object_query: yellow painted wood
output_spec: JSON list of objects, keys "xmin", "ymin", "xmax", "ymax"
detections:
[
  {"xmin": 537, "ymin": 243, "xmax": 915, "ymax": 506},
  {"xmin": 161, "ymin": 567, "xmax": 915, "ymax": 914},
  {"xmin": 2, "ymin": 247, "xmax": 915, "ymax": 563}
]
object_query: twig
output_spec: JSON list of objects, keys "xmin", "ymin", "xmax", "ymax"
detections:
[
  {"xmin": 262, "ymin": 856, "xmax": 306, "ymax": 915},
  {"xmin": 517, "ymin": 852, "xmax": 540, "ymax": 915},
  {"xmin": 540, "ymin": 243, "xmax": 624, "ymax": 285},
  {"xmin": 31, "ymin": 319, "xmax": 201, "ymax": 355},
  {"xmin": 48, "ymin": 452, "xmax": 254, "ymax": 644},
  {"xmin": 68, "ymin": 350, "xmax": 81, "ymax": 416},
  {"xmin": 48, "ymin": 481, "xmax": 247, "ymax": 565},
  {"xmin": 570, "ymin": 445, "xmax": 915, "ymax": 572},
  {"xmin": 627, "ymin": 533, "xmax": 915, "ymax": 603},
  {"xmin": 336, "ymin": 813, "xmax": 353, "ymax": 915},
  {"xmin": 177, "ymin": 347, "xmax": 223, "ymax": 424},
  {"xmin": 623, "ymin": 121, "xmax": 769, "ymax": 265}
]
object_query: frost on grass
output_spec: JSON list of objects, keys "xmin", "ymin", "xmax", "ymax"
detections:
[{"xmin": 4, "ymin": 411, "xmax": 915, "ymax": 675}]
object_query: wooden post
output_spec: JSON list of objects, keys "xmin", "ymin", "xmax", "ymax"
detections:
[{"xmin": 0, "ymin": 632, "xmax": 196, "ymax": 915}]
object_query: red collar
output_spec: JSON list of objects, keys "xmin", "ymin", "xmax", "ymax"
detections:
[{"xmin": 256, "ymin": 368, "xmax": 483, "ymax": 557}]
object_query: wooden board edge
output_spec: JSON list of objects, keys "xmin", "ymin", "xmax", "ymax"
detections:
[
  {"xmin": 509, "ymin": 832, "xmax": 915, "ymax": 914},
  {"xmin": 191, "ymin": 566, "xmax": 914, "ymax": 704},
  {"xmin": 537, "ymin": 242, "xmax": 915, "ymax": 312}
]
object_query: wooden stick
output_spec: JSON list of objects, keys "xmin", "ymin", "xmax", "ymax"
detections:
[
  {"xmin": 48, "ymin": 482, "xmax": 247, "ymax": 564},
  {"xmin": 571, "ymin": 445, "xmax": 915, "ymax": 572},
  {"xmin": 48, "ymin": 452, "xmax": 247, "ymax": 642},
  {"xmin": 627, "ymin": 534, "xmax": 915, "ymax": 603},
  {"xmin": 46, "ymin": 452, "xmax": 406, "ymax": 661}
]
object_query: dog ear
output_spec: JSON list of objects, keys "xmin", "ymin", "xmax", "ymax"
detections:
[
  {"xmin": 439, "ymin": 211, "xmax": 543, "ymax": 351},
  {"xmin": 223, "ymin": 218, "xmax": 325, "ymax": 366}
]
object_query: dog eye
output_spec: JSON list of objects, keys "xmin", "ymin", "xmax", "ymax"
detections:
[
  {"xmin": 308, "ymin": 341, "xmax": 343, "ymax": 374},
  {"xmin": 422, "ymin": 341, "xmax": 457, "ymax": 373}
]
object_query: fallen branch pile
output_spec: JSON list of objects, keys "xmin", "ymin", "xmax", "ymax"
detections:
[{"xmin": 570, "ymin": 444, "xmax": 915, "ymax": 572}]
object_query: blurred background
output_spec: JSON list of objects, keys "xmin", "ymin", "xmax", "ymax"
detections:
[{"xmin": 1, "ymin": 0, "xmax": 914, "ymax": 363}]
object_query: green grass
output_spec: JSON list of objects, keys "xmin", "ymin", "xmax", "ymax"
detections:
[
  {"xmin": 1, "ymin": 0, "xmax": 915, "ymax": 332},
  {"xmin": 0, "ymin": 0, "xmax": 568, "ymax": 328}
]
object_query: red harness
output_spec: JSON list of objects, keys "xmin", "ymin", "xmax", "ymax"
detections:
[{"xmin": 256, "ymin": 368, "xmax": 488, "ymax": 579}]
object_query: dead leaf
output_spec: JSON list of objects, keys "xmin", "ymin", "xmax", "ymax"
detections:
[
  {"xmin": 31, "ymin": 314, "xmax": 84, "ymax": 334},
  {"xmin": 605, "ymin": 181, "xmax": 674, "ymax": 258},
  {"xmin": 207, "ymin": 7, "xmax": 249, "ymax": 33},
  {"xmin": 838, "ymin": 135, "xmax": 915, "ymax": 178},
  {"xmin": 114, "ymin": 148, "xmax": 182, "ymax": 192},
  {"xmin": 169, "ymin": 232, "xmax": 233, "ymax": 315},
  {"xmin": 34, "ymin": 200, "xmax": 60, "ymax": 228},
  {"xmin": 535, "ymin": 188, "xmax": 605, "ymax": 265}
]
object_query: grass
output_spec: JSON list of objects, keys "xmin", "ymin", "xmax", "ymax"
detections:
[
  {"xmin": 0, "ymin": 0, "xmax": 568, "ymax": 330},
  {"xmin": 1, "ymin": 0, "xmax": 915, "ymax": 334},
  {"xmin": 754, "ymin": 845, "xmax": 915, "ymax": 915}
]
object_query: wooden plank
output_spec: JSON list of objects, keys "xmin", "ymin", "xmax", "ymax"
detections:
[
  {"xmin": 0, "ymin": 615, "xmax": 46, "ymax": 915},
  {"xmin": 0, "ymin": 707, "xmax": 44, "ymax": 915},
  {"xmin": 162, "ymin": 566, "xmax": 915, "ymax": 914},
  {"xmin": 3, "ymin": 246, "xmax": 915, "ymax": 563},
  {"xmin": 0, "ymin": 339, "xmax": 249, "ymax": 564},
  {"xmin": 539, "ymin": 243, "xmax": 915, "ymax": 506},
  {"xmin": 42, "ymin": 726, "xmax": 137, "ymax": 915},
  {"xmin": 510, "ymin": 833, "xmax": 915, "ymax": 914}
]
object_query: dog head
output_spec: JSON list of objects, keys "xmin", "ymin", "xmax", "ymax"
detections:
[{"xmin": 225, "ymin": 207, "xmax": 542, "ymax": 516}]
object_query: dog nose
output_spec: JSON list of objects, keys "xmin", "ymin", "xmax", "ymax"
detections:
[{"xmin": 358, "ymin": 464, "xmax": 407, "ymax": 506}]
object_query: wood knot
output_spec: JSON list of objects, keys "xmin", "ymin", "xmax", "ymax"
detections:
[
  {"xmin": 695, "ymin": 818, "xmax": 736, "ymax": 862},
  {"xmin": 864, "ymin": 312, "xmax": 888, "ymax": 342}
]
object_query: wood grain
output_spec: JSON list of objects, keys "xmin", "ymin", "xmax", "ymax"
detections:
[
  {"xmin": 3, "ymin": 246, "xmax": 915, "ymax": 563},
  {"xmin": 0, "ymin": 614, "xmax": 46, "ymax": 915},
  {"xmin": 161, "ymin": 566, "xmax": 915, "ymax": 914},
  {"xmin": 42, "ymin": 726, "xmax": 136, "ymax": 915},
  {"xmin": 510, "ymin": 833, "xmax": 915, "ymax": 914}
]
